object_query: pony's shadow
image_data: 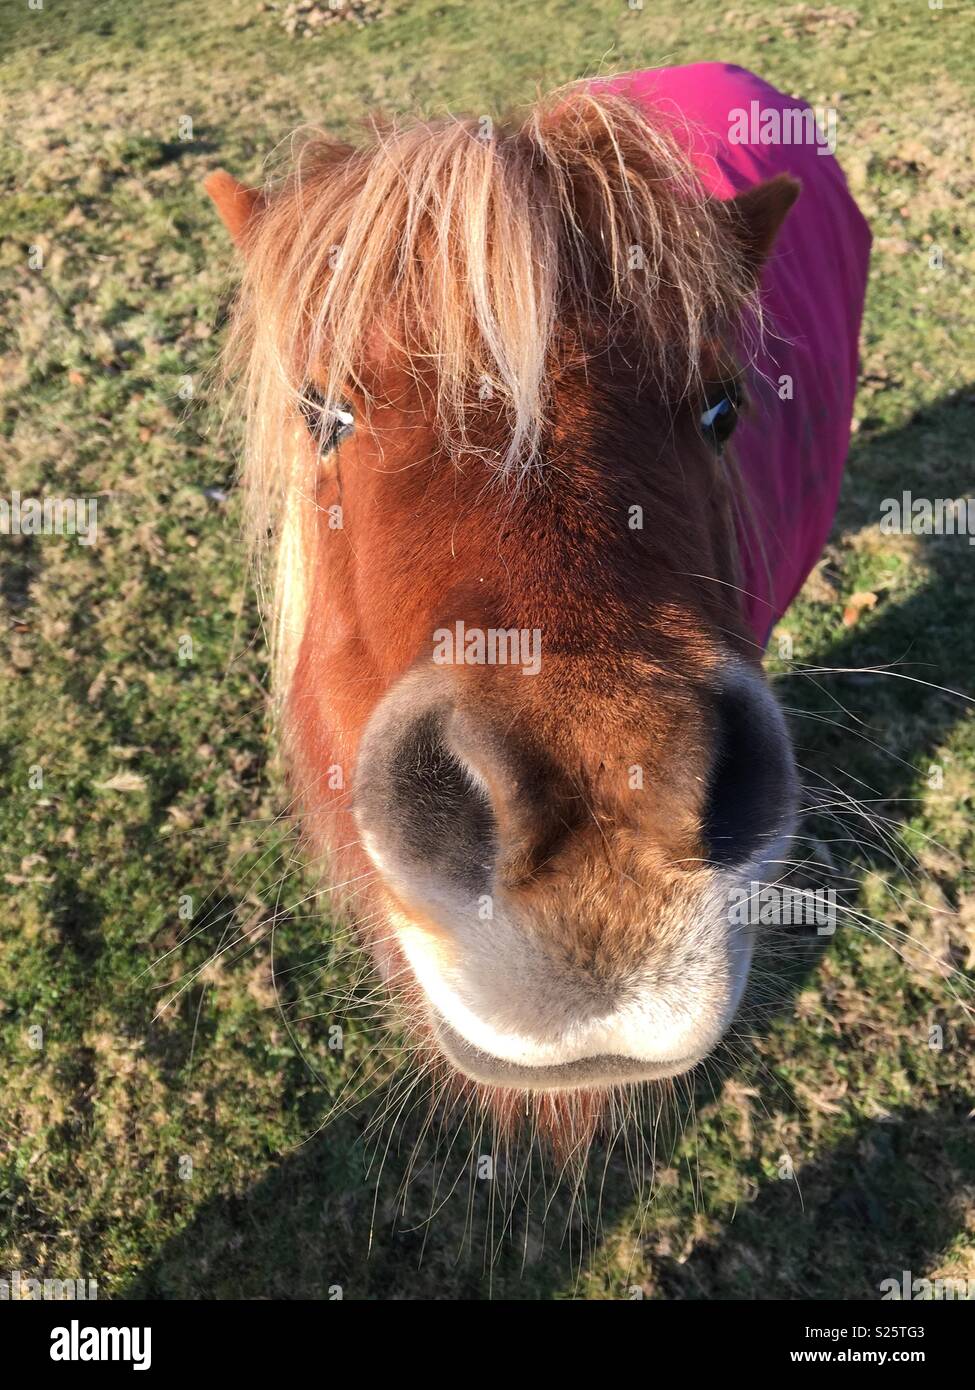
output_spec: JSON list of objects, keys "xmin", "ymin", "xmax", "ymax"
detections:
[
  {"xmin": 658, "ymin": 1095, "xmax": 975, "ymax": 1300},
  {"xmin": 127, "ymin": 388, "xmax": 975, "ymax": 1300}
]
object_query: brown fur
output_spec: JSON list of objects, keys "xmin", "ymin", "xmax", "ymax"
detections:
[{"xmin": 207, "ymin": 83, "xmax": 799, "ymax": 1144}]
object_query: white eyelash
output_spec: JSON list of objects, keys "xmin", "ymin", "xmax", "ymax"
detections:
[
  {"xmin": 700, "ymin": 397, "xmax": 731, "ymax": 429},
  {"xmin": 300, "ymin": 393, "xmax": 355, "ymax": 455}
]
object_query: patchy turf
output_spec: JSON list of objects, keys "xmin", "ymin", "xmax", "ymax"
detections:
[{"xmin": 0, "ymin": 0, "xmax": 972, "ymax": 1300}]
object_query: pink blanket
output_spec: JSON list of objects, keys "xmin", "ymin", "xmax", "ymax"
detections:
[{"xmin": 603, "ymin": 64, "xmax": 872, "ymax": 646}]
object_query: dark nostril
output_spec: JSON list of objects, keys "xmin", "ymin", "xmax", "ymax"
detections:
[
  {"xmin": 356, "ymin": 706, "xmax": 497, "ymax": 893},
  {"xmin": 703, "ymin": 675, "xmax": 797, "ymax": 867}
]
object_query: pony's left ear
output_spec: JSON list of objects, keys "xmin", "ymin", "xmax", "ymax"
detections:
[
  {"xmin": 727, "ymin": 173, "xmax": 801, "ymax": 274},
  {"xmin": 204, "ymin": 169, "xmax": 263, "ymax": 251}
]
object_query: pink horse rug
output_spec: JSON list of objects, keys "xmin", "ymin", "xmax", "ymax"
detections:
[{"xmin": 604, "ymin": 63, "xmax": 872, "ymax": 645}]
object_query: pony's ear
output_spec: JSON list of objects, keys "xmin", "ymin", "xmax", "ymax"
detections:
[
  {"xmin": 204, "ymin": 169, "xmax": 263, "ymax": 250},
  {"xmin": 727, "ymin": 173, "xmax": 801, "ymax": 273}
]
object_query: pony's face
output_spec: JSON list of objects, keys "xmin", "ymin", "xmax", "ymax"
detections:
[
  {"xmin": 290, "ymin": 352, "xmax": 798, "ymax": 1096},
  {"xmin": 208, "ymin": 91, "xmax": 800, "ymax": 1132}
]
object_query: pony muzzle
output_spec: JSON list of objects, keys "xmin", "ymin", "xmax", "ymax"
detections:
[{"xmin": 352, "ymin": 662, "xmax": 797, "ymax": 1091}]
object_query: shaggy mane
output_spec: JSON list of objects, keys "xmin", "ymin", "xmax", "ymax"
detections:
[{"xmin": 226, "ymin": 80, "xmax": 760, "ymax": 681}]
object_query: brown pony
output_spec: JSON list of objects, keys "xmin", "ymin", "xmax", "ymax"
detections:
[{"xmin": 205, "ymin": 76, "xmax": 847, "ymax": 1148}]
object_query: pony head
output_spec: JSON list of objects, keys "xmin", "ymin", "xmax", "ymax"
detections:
[{"xmin": 207, "ymin": 83, "xmax": 800, "ymax": 1142}]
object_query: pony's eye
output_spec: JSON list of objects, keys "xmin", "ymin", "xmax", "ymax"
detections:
[
  {"xmin": 699, "ymin": 383, "xmax": 741, "ymax": 449},
  {"xmin": 298, "ymin": 386, "xmax": 354, "ymax": 455}
]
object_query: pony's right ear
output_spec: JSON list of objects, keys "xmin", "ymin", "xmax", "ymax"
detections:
[{"xmin": 204, "ymin": 170, "xmax": 263, "ymax": 251}]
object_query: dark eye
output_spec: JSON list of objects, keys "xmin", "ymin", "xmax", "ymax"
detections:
[
  {"xmin": 298, "ymin": 385, "xmax": 354, "ymax": 456},
  {"xmin": 699, "ymin": 381, "xmax": 741, "ymax": 449}
]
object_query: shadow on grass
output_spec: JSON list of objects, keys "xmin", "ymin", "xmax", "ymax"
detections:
[
  {"xmin": 121, "ymin": 1088, "xmax": 975, "ymax": 1300},
  {"xmin": 124, "ymin": 388, "xmax": 975, "ymax": 1300},
  {"xmin": 660, "ymin": 1095, "xmax": 975, "ymax": 1300}
]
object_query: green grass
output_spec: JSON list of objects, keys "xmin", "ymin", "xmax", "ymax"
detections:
[{"xmin": 1, "ymin": 0, "xmax": 973, "ymax": 1299}]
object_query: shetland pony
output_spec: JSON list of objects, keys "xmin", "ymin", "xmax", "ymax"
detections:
[{"xmin": 206, "ymin": 63, "xmax": 871, "ymax": 1145}]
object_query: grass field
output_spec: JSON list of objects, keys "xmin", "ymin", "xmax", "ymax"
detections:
[{"xmin": 1, "ymin": 0, "xmax": 973, "ymax": 1300}]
